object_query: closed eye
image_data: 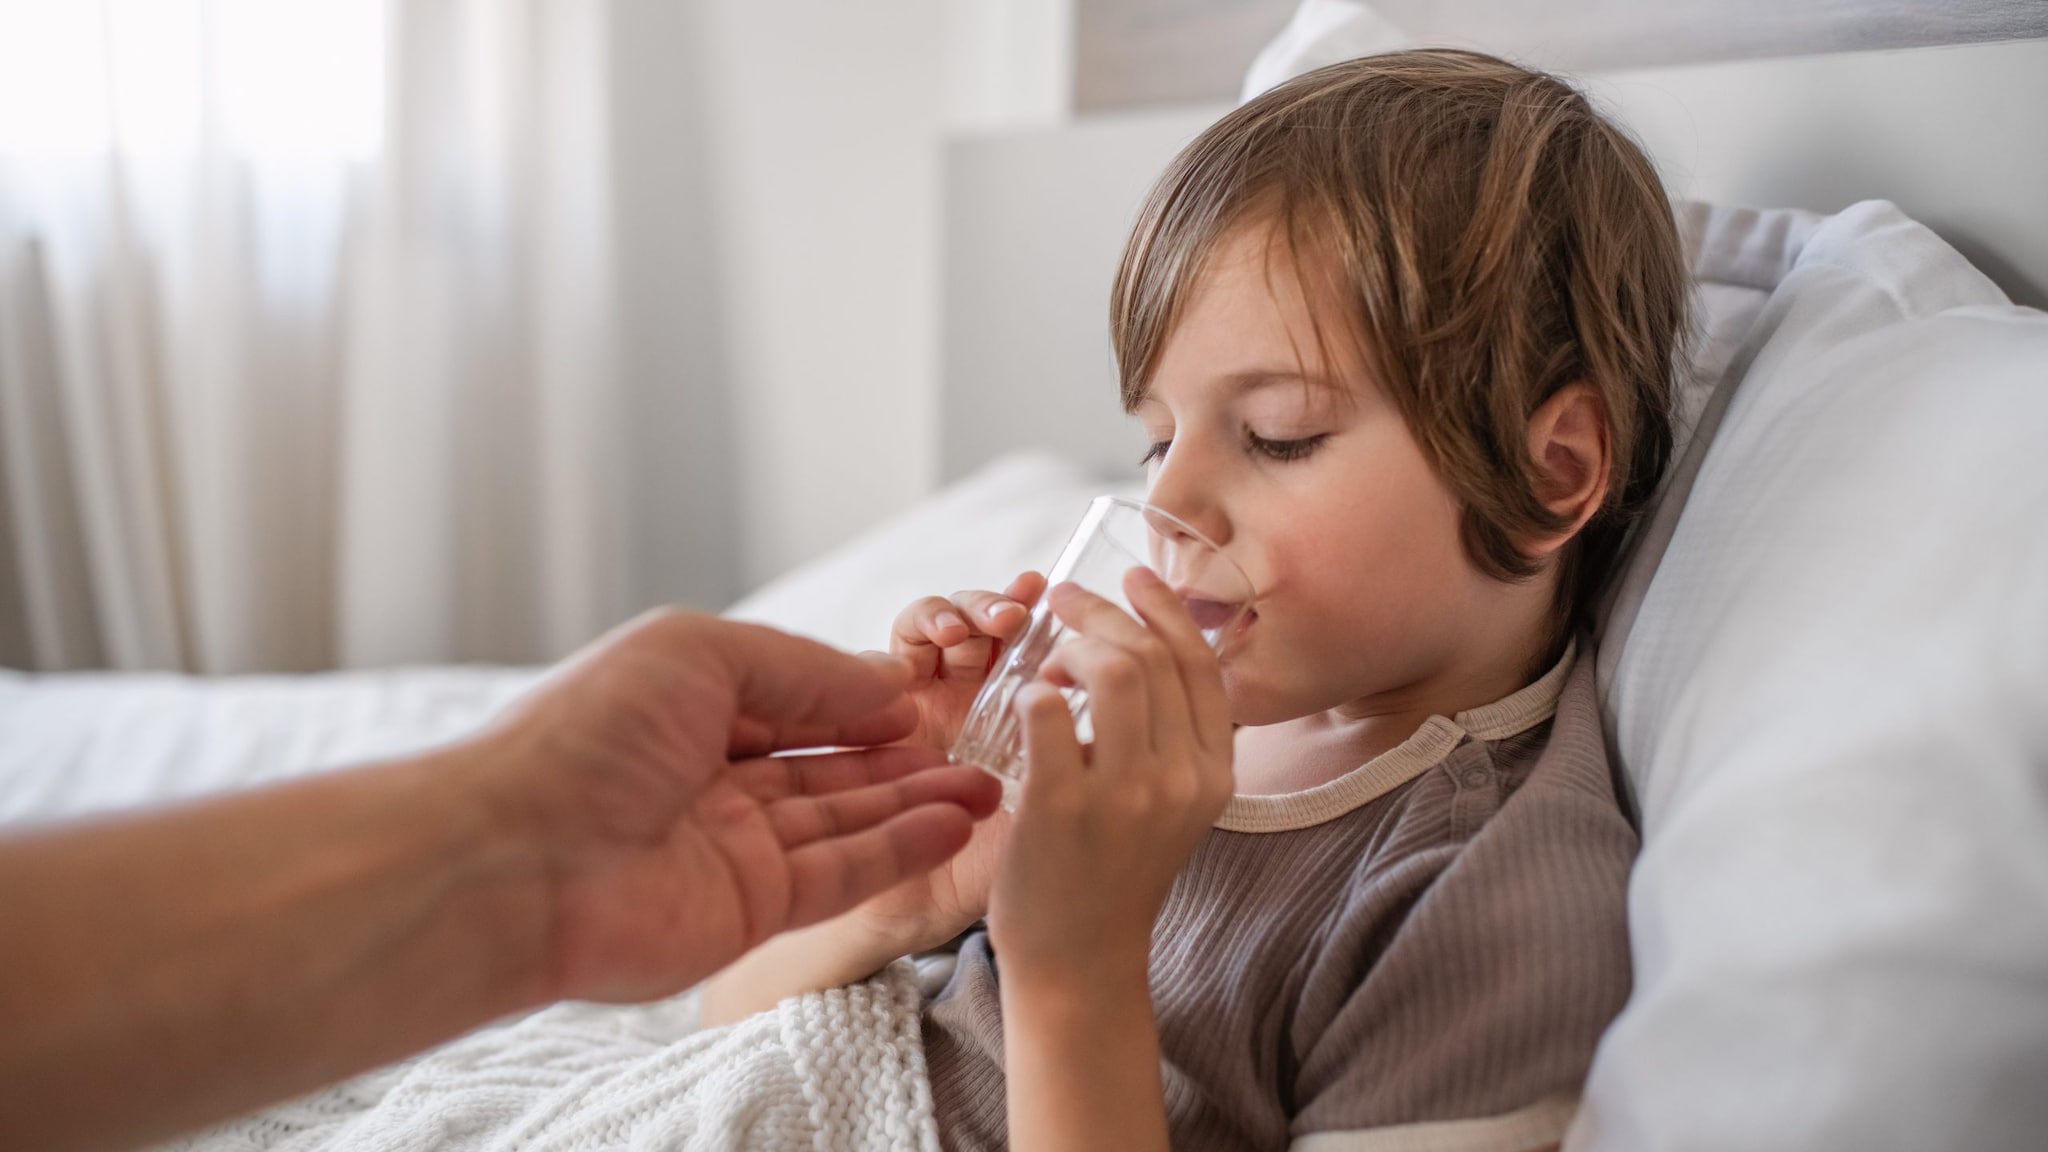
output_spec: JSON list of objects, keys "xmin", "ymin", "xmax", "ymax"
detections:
[
  {"xmin": 1138, "ymin": 439, "xmax": 1171, "ymax": 468},
  {"xmin": 1248, "ymin": 432, "xmax": 1328, "ymax": 462}
]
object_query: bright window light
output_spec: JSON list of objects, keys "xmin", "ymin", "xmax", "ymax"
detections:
[{"xmin": 0, "ymin": 0, "xmax": 384, "ymax": 160}]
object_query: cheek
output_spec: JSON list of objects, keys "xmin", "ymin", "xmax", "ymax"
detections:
[
  {"xmin": 1265, "ymin": 465, "xmax": 1474, "ymax": 619},
  {"xmin": 1299, "ymin": 468, "xmax": 1462, "ymax": 564}
]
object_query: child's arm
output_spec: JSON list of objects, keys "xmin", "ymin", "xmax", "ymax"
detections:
[
  {"xmin": 989, "ymin": 572, "xmax": 1235, "ymax": 1152},
  {"xmin": 1001, "ymin": 956, "xmax": 1169, "ymax": 1152},
  {"xmin": 699, "ymin": 912, "xmax": 915, "ymax": 1024}
]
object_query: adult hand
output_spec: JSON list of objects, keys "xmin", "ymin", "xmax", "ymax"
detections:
[
  {"xmin": 0, "ymin": 608, "xmax": 1001, "ymax": 1152},
  {"xmin": 466, "ymin": 609, "xmax": 1004, "ymax": 1005}
]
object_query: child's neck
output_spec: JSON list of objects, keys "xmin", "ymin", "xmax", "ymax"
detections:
[
  {"xmin": 1232, "ymin": 709, "xmax": 1433, "ymax": 795},
  {"xmin": 1231, "ymin": 631, "xmax": 1562, "ymax": 796}
]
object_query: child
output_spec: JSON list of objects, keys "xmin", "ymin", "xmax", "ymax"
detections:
[{"xmin": 704, "ymin": 48, "xmax": 1686, "ymax": 1151}]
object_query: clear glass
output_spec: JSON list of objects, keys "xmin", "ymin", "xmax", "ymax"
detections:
[{"xmin": 949, "ymin": 495, "xmax": 1253, "ymax": 810}]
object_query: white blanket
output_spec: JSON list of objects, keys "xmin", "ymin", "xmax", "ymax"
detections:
[
  {"xmin": 159, "ymin": 962, "xmax": 939, "ymax": 1152},
  {"xmin": 0, "ymin": 664, "xmax": 955, "ymax": 1152}
]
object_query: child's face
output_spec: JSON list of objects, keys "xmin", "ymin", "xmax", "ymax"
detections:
[{"xmin": 1135, "ymin": 220, "xmax": 1525, "ymax": 727}]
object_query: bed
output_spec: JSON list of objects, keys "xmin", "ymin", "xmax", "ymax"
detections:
[{"xmin": 4, "ymin": 3, "xmax": 2048, "ymax": 1149}]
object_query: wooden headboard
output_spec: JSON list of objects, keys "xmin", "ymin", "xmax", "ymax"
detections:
[{"xmin": 939, "ymin": 31, "xmax": 2048, "ymax": 481}]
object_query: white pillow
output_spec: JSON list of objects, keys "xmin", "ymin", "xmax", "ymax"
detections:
[
  {"xmin": 1239, "ymin": 0, "xmax": 1411, "ymax": 103},
  {"xmin": 723, "ymin": 451, "xmax": 1142, "ymax": 654},
  {"xmin": 1574, "ymin": 200, "xmax": 2048, "ymax": 1150}
]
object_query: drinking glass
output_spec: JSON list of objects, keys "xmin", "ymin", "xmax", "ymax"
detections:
[{"xmin": 950, "ymin": 495, "xmax": 1252, "ymax": 810}]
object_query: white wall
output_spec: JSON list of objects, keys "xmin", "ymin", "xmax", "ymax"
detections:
[
  {"xmin": 944, "ymin": 0, "xmax": 1074, "ymax": 132},
  {"xmin": 692, "ymin": 0, "xmax": 948, "ymax": 593},
  {"xmin": 611, "ymin": 0, "xmax": 742, "ymax": 613},
  {"xmin": 607, "ymin": 0, "xmax": 1093, "ymax": 600}
]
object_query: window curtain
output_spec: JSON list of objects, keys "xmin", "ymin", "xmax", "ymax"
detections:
[{"xmin": 0, "ymin": 0, "xmax": 723, "ymax": 673}]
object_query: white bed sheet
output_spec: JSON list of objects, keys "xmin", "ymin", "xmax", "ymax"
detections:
[{"xmin": 0, "ymin": 664, "xmax": 542, "ymax": 826}]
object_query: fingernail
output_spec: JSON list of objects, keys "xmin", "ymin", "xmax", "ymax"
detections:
[
  {"xmin": 1131, "ymin": 567, "xmax": 1164, "ymax": 588},
  {"xmin": 937, "ymin": 611, "xmax": 965, "ymax": 632},
  {"xmin": 990, "ymin": 601, "xmax": 1021, "ymax": 620}
]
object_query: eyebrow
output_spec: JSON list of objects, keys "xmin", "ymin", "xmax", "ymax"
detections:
[
  {"xmin": 1129, "ymin": 369, "xmax": 1351, "ymax": 412},
  {"xmin": 1224, "ymin": 370, "xmax": 1347, "ymax": 396}
]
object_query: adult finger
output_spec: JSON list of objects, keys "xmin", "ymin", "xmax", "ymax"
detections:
[
  {"xmin": 780, "ymin": 805, "xmax": 981, "ymax": 930},
  {"xmin": 762, "ymin": 760, "xmax": 1001, "ymax": 848},
  {"xmin": 731, "ymin": 744, "xmax": 952, "ymax": 803},
  {"xmin": 725, "ymin": 702, "xmax": 924, "ymax": 759},
  {"xmin": 686, "ymin": 616, "xmax": 923, "ymax": 748}
]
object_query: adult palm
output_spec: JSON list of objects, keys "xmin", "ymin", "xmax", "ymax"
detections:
[{"xmin": 475, "ymin": 610, "xmax": 1002, "ymax": 1004}]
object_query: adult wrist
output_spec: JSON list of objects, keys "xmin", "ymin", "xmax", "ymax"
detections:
[{"xmin": 415, "ymin": 737, "xmax": 564, "ymax": 1012}]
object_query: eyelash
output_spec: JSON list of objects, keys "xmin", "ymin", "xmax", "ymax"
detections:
[
  {"xmin": 1251, "ymin": 432, "xmax": 1328, "ymax": 462},
  {"xmin": 1138, "ymin": 432, "xmax": 1330, "ymax": 467}
]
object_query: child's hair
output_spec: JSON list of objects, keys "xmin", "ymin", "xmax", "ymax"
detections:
[{"xmin": 1111, "ymin": 49, "xmax": 1687, "ymax": 642}]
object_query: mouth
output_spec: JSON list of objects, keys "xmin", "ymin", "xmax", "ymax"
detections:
[{"xmin": 1179, "ymin": 595, "xmax": 1251, "ymax": 634}]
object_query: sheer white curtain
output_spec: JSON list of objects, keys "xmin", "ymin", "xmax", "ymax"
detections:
[{"xmin": 0, "ymin": 0, "xmax": 702, "ymax": 672}]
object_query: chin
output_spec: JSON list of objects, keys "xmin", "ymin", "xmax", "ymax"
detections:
[{"xmin": 1220, "ymin": 671, "xmax": 1309, "ymax": 729}]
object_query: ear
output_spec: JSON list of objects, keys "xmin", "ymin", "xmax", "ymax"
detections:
[{"xmin": 1521, "ymin": 381, "xmax": 1612, "ymax": 558}]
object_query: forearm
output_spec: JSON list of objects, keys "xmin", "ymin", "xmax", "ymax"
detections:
[
  {"xmin": 1001, "ymin": 954, "xmax": 1170, "ymax": 1152},
  {"xmin": 0, "ymin": 747, "xmax": 551, "ymax": 1152},
  {"xmin": 699, "ymin": 914, "xmax": 909, "ymax": 1027}
]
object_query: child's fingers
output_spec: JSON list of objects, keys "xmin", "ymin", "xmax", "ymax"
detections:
[
  {"xmin": 1123, "ymin": 568, "xmax": 1231, "ymax": 758},
  {"xmin": 946, "ymin": 588, "xmax": 1035, "ymax": 643},
  {"xmin": 1045, "ymin": 581, "xmax": 1178, "ymax": 764},
  {"xmin": 1002, "ymin": 570, "xmax": 1048, "ymax": 612},
  {"xmin": 891, "ymin": 596, "xmax": 969, "ymax": 653},
  {"xmin": 1044, "ymin": 580, "xmax": 1154, "ymax": 651},
  {"xmin": 1040, "ymin": 633, "xmax": 1151, "ymax": 771},
  {"xmin": 1015, "ymin": 681, "xmax": 1084, "ymax": 809},
  {"xmin": 891, "ymin": 596, "xmax": 986, "ymax": 683}
]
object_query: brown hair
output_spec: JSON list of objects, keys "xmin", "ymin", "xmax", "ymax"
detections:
[{"xmin": 1111, "ymin": 49, "xmax": 1687, "ymax": 640}]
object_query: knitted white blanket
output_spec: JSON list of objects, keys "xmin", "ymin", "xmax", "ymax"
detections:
[{"xmin": 158, "ymin": 962, "xmax": 939, "ymax": 1152}]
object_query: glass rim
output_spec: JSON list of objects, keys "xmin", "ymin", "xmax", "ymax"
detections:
[{"xmin": 1087, "ymin": 494, "xmax": 1251, "ymax": 593}]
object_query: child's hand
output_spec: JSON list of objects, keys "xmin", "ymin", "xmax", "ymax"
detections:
[
  {"xmin": 883, "ymin": 570, "xmax": 1047, "ymax": 751},
  {"xmin": 986, "ymin": 567, "xmax": 1234, "ymax": 978},
  {"xmin": 837, "ymin": 570, "xmax": 1045, "ymax": 956}
]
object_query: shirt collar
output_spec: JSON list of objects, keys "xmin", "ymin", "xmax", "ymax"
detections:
[{"xmin": 1215, "ymin": 639, "xmax": 1577, "ymax": 834}]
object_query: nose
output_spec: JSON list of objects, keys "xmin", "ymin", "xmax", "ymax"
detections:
[{"xmin": 1145, "ymin": 439, "xmax": 1231, "ymax": 552}]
